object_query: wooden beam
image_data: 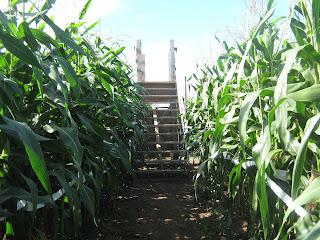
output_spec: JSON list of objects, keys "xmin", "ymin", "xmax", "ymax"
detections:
[
  {"xmin": 136, "ymin": 40, "xmax": 145, "ymax": 82},
  {"xmin": 168, "ymin": 40, "xmax": 176, "ymax": 82}
]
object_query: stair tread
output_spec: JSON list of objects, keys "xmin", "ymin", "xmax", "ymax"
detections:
[
  {"xmin": 138, "ymin": 81, "xmax": 176, "ymax": 84},
  {"xmin": 143, "ymin": 95, "xmax": 178, "ymax": 97},
  {"xmin": 137, "ymin": 159, "xmax": 187, "ymax": 162},
  {"xmin": 145, "ymin": 132, "xmax": 182, "ymax": 135},
  {"xmin": 148, "ymin": 141, "xmax": 183, "ymax": 144},
  {"xmin": 136, "ymin": 160, "xmax": 188, "ymax": 165},
  {"xmin": 144, "ymin": 88, "xmax": 177, "ymax": 90},
  {"xmin": 146, "ymin": 124, "xmax": 182, "ymax": 127},
  {"xmin": 146, "ymin": 116, "xmax": 178, "ymax": 119},
  {"xmin": 146, "ymin": 101, "xmax": 179, "ymax": 104},
  {"xmin": 136, "ymin": 150, "xmax": 186, "ymax": 153},
  {"xmin": 136, "ymin": 169, "xmax": 191, "ymax": 175},
  {"xmin": 149, "ymin": 108, "xmax": 179, "ymax": 111}
]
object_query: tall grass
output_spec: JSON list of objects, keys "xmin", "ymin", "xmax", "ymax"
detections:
[
  {"xmin": 0, "ymin": 0, "xmax": 146, "ymax": 239},
  {"xmin": 185, "ymin": 0, "xmax": 320, "ymax": 238}
]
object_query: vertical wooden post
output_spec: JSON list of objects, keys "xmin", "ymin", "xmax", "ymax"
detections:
[
  {"xmin": 169, "ymin": 40, "xmax": 176, "ymax": 82},
  {"xmin": 136, "ymin": 40, "xmax": 145, "ymax": 82}
]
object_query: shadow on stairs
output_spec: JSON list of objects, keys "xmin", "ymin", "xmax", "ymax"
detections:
[{"xmin": 134, "ymin": 81, "xmax": 193, "ymax": 177}]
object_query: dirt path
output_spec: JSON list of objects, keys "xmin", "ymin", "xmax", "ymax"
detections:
[{"xmin": 86, "ymin": 177, "xmax": 247, "ymax": 240}]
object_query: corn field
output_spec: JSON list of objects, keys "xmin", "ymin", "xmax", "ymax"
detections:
[
  {"xmin": 0, "ymin": 0, "xmax": 146, "ymax": 239},
  {"xmin": 185, "ymin": 0, "xmax": 320, "ymax": 239}
]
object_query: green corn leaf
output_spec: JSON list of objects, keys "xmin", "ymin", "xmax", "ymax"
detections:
[
  {"xmin": 228, "ymin": 162, "xmax": 242, "ymax": 198},
  {"xmin": 0, "ymin": 10, "xmax": 11, "ymax": 33},
  {"xmin": 49, "ymin": 124, "xmax": 83, "ymax": 169},
  {"xmin": 256, "ymin": 163, "xmax": 270, "ymax": 240},
  {"xmin": 48, "ymin": 63, "xmax": 69, "ymax": 107},
  {"xmin": 5, "ymin": 220, "xmax": 14, "ymax": 236},
  {"xmin": 33, "ymin": 66, "xmax": 44, "ymax": 98},
  {"xmin": 79, "ymin": 184, "xmax": 95, "ymax": 218},
  {"xmin": 239, "ymin": 91, "xmax": 260, "ymax": 149},
  {"xmin": 289, "ymin": 84, "xmax": 320, "ymax": 102},
  {"xmin": 55, "ymin": 56, "xmax": 78, "ymax": 88},
  {"xmin": 277, "ymin": 177, "xmax": 320, "ymax": 239},
  {"xmin": 30, "ymin": 28, "xmax": 59, "ymax": 48},
  {"xmin": 42, "ymin": 15, "xmax": 87, "ymax": 56},
  {"xmin": 253, "ymin": 126, "xmax": 271, "ymax": 169},
  {"xmin": 83, "ymin": 20, "xmax": 100, "ymax": 35},
  {"xmin": 52, "ymin": 170, "xmax": 82, "ymax": 230},
  {"xmin": 312, "ymin": 0, "xmax": 320, "ymax": 49},
  {"xmin": 9, "ymin": 0, "xmax": 23, "ymax": 7},
  {"xmin": 237, "ymin": 9, "xmax": 274, "ymax": 80},
  {"xmin": 298, "ymin": 220, "xmax": 320, "ymax": 240},
  {"xmin": 41, "ymin": 0, "xmax": 57, "ymax": 13},
  {"xmin": 0, "ymin": 28, "xmax": 41, "ymax": 68},
  {"xmin": 19, "ymin": 21, "xmax": 40, "ymax": 51},
  {"xmin": 194, "ymin": 160, "xmax": 208, "ymax": 200},
  {"xmin": 110, "ymin": 129, "xmax": 134, "ymax": 175},
  {"xmin": 0, "ymin": 117, "xmax": 51, "ymax": 193},
  {"xmin": 79, "ymin": 0, "xmax": 92, "ymax": 20},
  {"xmin": 101, "ymin": 78, "xmax": 114, "ymax": 99},
  {"xmin": 291, "ymin": 18, "xmax": 308, "ymax": 45},
  {"xmin": 274, "ymin": 47, "xmax": 303, "ymax": 148},
  {"xmin": 78, "ymin": 114, "xmax": 109, "ymax": 140},
  {"xmin": 22, "ymin": 175, "xmax": 38, "ymax": 218},
  {"xmin": 292, "ymin": 113, "xmax": 320, "ymax": 199}
]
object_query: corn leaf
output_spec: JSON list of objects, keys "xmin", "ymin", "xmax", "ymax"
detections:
[
  {"xmin": 0, "ymin": 117, "xmax": 51, "ymax": 193},
  {"xmin": 292, "ymin": 113, "xmax": 320, "ymax": 199},
  {"xmin": 0, "ymin": 28, "xmax": 41, "ymax": 68},
  {"xmin": 79, "ymin": 0, "xmax": 92, "ymax": 20},
  {"xmin": 43, "ymin": 15, "xmax": 87, "ymax": 56}
]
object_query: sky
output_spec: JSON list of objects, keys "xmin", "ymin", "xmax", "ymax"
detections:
[
  {"xmin": 93, "ymin": 0, "xmax": 290, "ymax": 84},
  {"xmin": 0, "ymin": 0, "xmax": 291, "ymax": 84}
]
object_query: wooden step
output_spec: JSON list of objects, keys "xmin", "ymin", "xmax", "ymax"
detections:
[
  {"xmin": 135, "ymin": 160, "xmax": 189, "ymax": 168},
  {"xmin": 136, "ymin": 160, "xmax": 188, "ymax": 164},
  {"xmin": 143, "ymin": 95, "xmax": 178, "ymax": 103},
  {"xmin": 138, "ymin": 81, "xmax": 176, "ymax": 89},
  {"xmin": 148, "ymin": 109, "xmax": 180, "ymax": 117},
  {"xmin": 136, "ymin": 150, "xmax": 186, "ymax": 154},
  {"xmin": 142, "ymin": 88, "xmax": 177, "ymax": 95},
  {"xmin": 145, "ymin": 132, "xmax": 182, "ymax": 136},
  {"xmin": 146, "ymin": 116, "xmax": 178, "ymax": 120},
  {"xmin": 146, "ymin": 116, "xmax": 179, "ymax": 124},
  {"xmin": 146, "ymin": 124, "xmax": 182, "ymax": 128},
  {"xmin": 148, "ymin": 108, "xmax": 180, "ymax": 113},
  {"xmin": 145, "ymin": 132, "xmax": 183, "ymax": 142},
  {"xmin": 152, "ymin": 108, "xmax": 179, "ymax": 111},
  {"xmin": 145, "ymin": 133, "xmax": 182, "ymax": 142},
  {"xmin": 148, "ymin": 141, "xmax": 183, "ymax": 145}
]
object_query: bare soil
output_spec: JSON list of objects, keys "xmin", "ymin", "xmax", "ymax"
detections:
[{"xmin": 85, "ymin": 177, "xmax": 248, "ymax": 240}]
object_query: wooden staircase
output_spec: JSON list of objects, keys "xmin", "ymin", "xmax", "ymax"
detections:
[{"xmin": 135, "ymin": 81, "xmax": 189, "ymax": 174}]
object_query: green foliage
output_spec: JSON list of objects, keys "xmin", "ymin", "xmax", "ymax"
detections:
[
  {"xmin": 0, "ymin": 1, "xmax": 146, "ymax": 239},
  {"xmin": 185, "ymin": 0, "xmax": 320, "ymax": 238}
]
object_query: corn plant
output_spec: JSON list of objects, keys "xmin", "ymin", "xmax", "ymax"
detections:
[
  {"xmin": 0, "ymin": 0, "xmax": 146, "ymax": 239},
  {"xmin": 185, "ymin": 0, "xmax": 320, "ymax": 239}
]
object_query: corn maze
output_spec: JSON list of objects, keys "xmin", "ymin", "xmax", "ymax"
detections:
[{"xmin": 0, "ymin": 0, "xmax": 320, "ymax": 239}]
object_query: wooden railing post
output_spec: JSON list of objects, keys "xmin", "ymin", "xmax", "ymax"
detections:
[
  {"xmin": 169, "ymin": 40, "xmax": 176, "ymax": 82},
  {"xmin": 136, "ymin": 40, "xmax": 145, "ymax": 82}
]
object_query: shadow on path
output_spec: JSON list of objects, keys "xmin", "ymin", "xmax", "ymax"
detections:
[{"xmin": 86, "ymin": 177, "xmax": 247, "ymax": 240}]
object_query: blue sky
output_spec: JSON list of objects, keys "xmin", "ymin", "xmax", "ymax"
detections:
[
  {"xmin": 100, "ymin": 0, "xmax": 249, "ymax": 41},
  {"xmin": 100, "ymin": 0, "xmax": 289, "ymax": 43},
  {"xmin": 93, "ymin": 0, "xmax": 291, "ymax": 83}
]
